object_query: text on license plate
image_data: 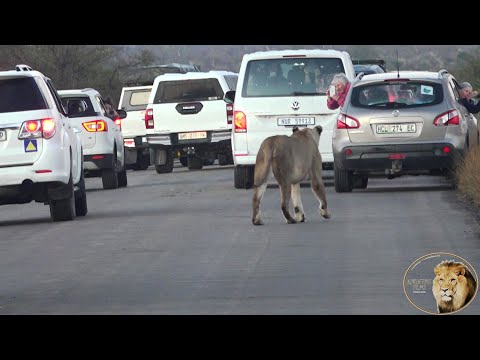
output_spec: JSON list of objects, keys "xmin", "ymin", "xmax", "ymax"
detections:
[
  {"xmin": 178, "ymin": 131, "xmax": 207, "ymax": 140},
  {"xmin": 376, "ymin": 123, "xmax": 416, "ymax": 134},
  {"xmin": 277, "ymin": 117, "xmax": 315, "ymax": 126},
  {"xmin": 0, "ymin": 130, "xmax": 6, "ymax": 141}
]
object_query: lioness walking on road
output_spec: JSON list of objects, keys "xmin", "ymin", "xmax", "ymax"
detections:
[{"xmin": 252, "ymin": 125, "xmax": 331, "ymax": 225}]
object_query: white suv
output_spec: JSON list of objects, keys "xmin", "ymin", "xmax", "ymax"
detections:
[
  {"xmin": 145, "ymin": 71, "xmax": 238, "ymax": 172},
  {"xmin": 0, "ymin": 65, "xmax": 87, "ymax": 221},
  {"xmin": 58, "ymin": 88, "xmax": 128, "ymax": 189},
  {"xmin": 227, "ymin": 49, "xmax": 356, "ymax": 188}
]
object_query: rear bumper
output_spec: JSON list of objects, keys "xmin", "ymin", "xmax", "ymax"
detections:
[
  {"xmin": 84, "ymin": 154, "xmax": 114, "ymax": 170},
  {"xmin": 147, "ymin": 131, "xmax": 231, "ymax": 146},
  {"xmin": 124, "ymin": 136, "xmax": 149, "ymax": 149},
  {"xmin": 334, "ymin": 142, "xmax": 461, "ymax": 172}
]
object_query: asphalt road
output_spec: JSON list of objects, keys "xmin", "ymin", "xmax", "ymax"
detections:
[{"xmin": 0, "ymin": 162, "xmax": 479, "ymax": 314}]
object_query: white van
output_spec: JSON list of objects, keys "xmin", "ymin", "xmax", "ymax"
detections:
[
  {"xmin": 145, "ymin": 70, "xmax": 238, "ymax": 173},
  {"xmin": 228, "ymin": 49, "xmax": 356, "ymax": 188}
]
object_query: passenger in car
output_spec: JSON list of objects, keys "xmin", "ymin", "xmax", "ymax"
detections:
[
  {"xmin": 326, "ymin": 73, "xmax": 351, "ymax": 110},
  {"xmin": 104, "ymin": 96, "xmax": 119, "ymax": 119},
  {"xmin": 458, "ymin": 82, "xmax": 480, "ymax": 114}
]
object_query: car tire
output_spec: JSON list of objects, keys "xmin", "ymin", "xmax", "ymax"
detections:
[
  {"xmin": 234, "ymin": 165, "xmax": 254, "ymax": 189},
  {"xmin": 50, "ymin": 173, "xmax": 75, "ymax": 221},
  {"xmin": 218, "ymin": 154, "xmax": 229, "ymax": 166},
  {"xmin": 102, "ymin": 151, "xmax": 119, "ymax": 189},
  {"xmin": 155, "ymin": 150, "xmax": 174, "ymax": 174},
  {"xmin": 74, "ymin": 157, "xmax": 88, "ymax": 217},
  {"xmin": 334, "ymin": 163, "xmax": 353, "ymax": 193},
  {"xmin": 187, "ymin": 155, "xmax": 203, "ymax": 170},
  {"xmin": 117, "ymin": 167, "xmax": 128, "ymax": 188},
  {"xmin": 179, "ymin": 156, "xmax": 188, "ymax": 167},
  {"xmin": 135, "ymin": 152, "xmax": 150, "ymax": 171},
  {"xmin": 353, "ymin": 175, "xmax": 368, "ymax": 189}
]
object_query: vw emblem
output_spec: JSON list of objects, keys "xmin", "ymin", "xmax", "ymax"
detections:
[
  {"xmin": 392, "ymin": 110, "xmax": 400, "ymax": 117},
  {"xmin": 291, "ymin": 101, "xmax": 300, "ymax": 111}
]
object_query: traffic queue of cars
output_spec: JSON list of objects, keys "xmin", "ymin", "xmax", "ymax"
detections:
[{"xmin": 1, "ymin": 51, "xmax": 477, "ymax": 222}]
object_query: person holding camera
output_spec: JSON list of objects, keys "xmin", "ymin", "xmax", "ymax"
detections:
[
  {"xmin": 458, "ymin": 82, "xmax": 480, "ymax": 114},
  {"xmin": 326, "ymin": 73, "xmax": 351, "ymax": 110}
]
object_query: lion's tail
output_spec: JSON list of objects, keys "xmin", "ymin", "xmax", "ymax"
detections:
[{"xmin": 254, "ymin": 138, "xmax": 274, "ymax": 187}]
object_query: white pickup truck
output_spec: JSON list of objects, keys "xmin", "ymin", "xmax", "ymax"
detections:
[{"xmin": 118, "ymin": 85, "xmax": 152, "ymax": 170}]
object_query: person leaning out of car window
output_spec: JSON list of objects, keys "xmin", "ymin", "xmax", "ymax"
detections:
[
  {"xmin": 458, "ymin": 82, "xmax": 480, "ymax": 114},
  {"xmin": 326, "ymin": 73, "xmax": 351, "ymax": 110}
]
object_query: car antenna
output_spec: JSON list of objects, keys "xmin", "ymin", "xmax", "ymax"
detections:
[{"xmin": 396, "ymin": 49, "xmax": 400, "ymax": 79}]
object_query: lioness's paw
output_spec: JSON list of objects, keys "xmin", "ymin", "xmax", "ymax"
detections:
[
  {"xmin": 320, "ymin": 209, "xmax": 331, "ymax": 219},
  {"xmin": 295, "ymin": 213, "xmax": 305, "ymax": 222},
  {"xmin": 253, "ymin": 218, "xmax": 264, "ymax": 226},
  {"xmin": 286, "ymin": 219, "xmax": 297, "ymax": 224}
]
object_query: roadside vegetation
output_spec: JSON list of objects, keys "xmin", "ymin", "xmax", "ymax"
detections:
[{"xmin": 456, "ymin": 144, "xmax": 480, "ymax": 206}]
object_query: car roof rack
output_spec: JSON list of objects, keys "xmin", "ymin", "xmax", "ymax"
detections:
[{"xmin": 15, "ymin": 64, "xmax": 33, "ymax": 72}]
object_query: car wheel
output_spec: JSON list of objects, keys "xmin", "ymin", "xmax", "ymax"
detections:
[
  {"xmin": 155, "ymin": 150, "xmax": 174, "ymax": 174},
  {"xmin": 234, "ymin": 165, "xmax": 254, "ymax": 189},
  {"xmin": 353, "ymin": 175, "xmax": 368, "ymax": 189},
  {"xmin": 218, "ymin": 154, "xmax": 229, "ymax": 166},
  {"xmin": 179, "ymin": 156, "xmax": 188, "ymax": 167},
  {"xmin": 334, "ymin": 163, "xmax": 353, "ymax": 193},
  {"xmin": 75, "ymin": 156, "xmax": 88, "ymax": 216},
  {"xmin": 102, "ymin": 150, "xmax": 119, "ymax": 189},
  {"xmin": 135, "ymin": 152, "xmax": 150, "ymax": 171},
  {"xmin": 50, "ymin": 173, "xmax": 75, "ymax": 221},
  {"xmin": 187, "ymin": 155, "xmax": 203, "ymax": 170}
]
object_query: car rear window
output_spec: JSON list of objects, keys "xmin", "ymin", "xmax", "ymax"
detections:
[
  {"xmin": 351, "ymin": 81, "xmax": 444, "ymax": 108},
  {"xmin": 60, "ymin": 96, "xmax": 98, "ymax": 117},
  {"xmin": 121, "ymin": 89, "xmax": 151, "ymax": 111},
  {"xmin": 0, "ymin": 77, "xmax": 47, "ymax": 113},
  {"xmin": 153, "ymin": 78, "xmax": 224, "ymax": 104},
  {"xmin": 242, "ymin": 57, "xmax": 345, "ymax": 97}
]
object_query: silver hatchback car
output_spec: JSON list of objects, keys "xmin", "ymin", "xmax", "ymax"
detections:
[{"xmin": 332, "ymin": 69, "xmax": 479, "ymax": 192}]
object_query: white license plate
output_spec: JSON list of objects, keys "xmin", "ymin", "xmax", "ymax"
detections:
[
  {"xmin": 178, "ymin": 131, "xmax": 207, "ymax": 140},
  {"xmin": 376, "ymin": 123, "xmax": 416, "ymax": 134},
  {"xmin": 277, "ymin": 117, "xmax": 315, "ymax": 126},
  {"xmin": 0, "ymin": 130, "xmax": 6, "ymax": 141}
]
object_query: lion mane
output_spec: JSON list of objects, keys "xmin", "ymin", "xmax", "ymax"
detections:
[{"xmin": 432, "ymin": 260, "xmax": 477, "ymax": 313}]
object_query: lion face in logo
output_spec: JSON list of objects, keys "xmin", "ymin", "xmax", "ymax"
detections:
[{"xmin": 432, "ymin": 260, "xmax": 477, "ymax": 313}]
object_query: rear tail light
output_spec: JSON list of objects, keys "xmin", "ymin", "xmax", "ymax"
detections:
[
  {"xmin": 145, "ymin": 108, "xmax": 154, "ymax": 129},
  {"xmin": 234, "ymin": 111, "xmax": 247, "ymax": 133},
  {"xmin": 434, "ymin": 109, "xmax": 459, "ymax": 126},
  {"xmin": 114, "ymin": 117, "xmax": 122, "ymax": 130},
  {"xmin": 336, "ymin": 113, "xmax": 360, "ymax": 129},
  {"xmin": 82, "ymin": 120, "xmax": 108, "ymax": 132},
  {"xmin": 226, "ymin": 104, "xmax": 234, "ymax": 125},
  {"xmin": 18, "ymin": 118, "xmax": 56, "ymax": 139}
]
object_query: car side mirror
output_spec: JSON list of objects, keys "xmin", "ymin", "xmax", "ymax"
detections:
[
  {"xmin": 116, "ymin": 109, "xmax": 127, "ymax": 119},
  {"xmin": 225, "ymin": 90, "xmax": 235, "ymax": 104}
]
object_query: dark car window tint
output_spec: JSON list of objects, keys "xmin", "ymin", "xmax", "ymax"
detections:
[
  {"xmin": 153, "ymin": 78, "xmax": 224, "ymax": 103},
  {"xmin": 0, "ymin": 77, "xmax": 47, "ymax": 113},
  {"xmin": 60, "ymin": 96, "xmax": 98, "ymax": 117},
  {"xmin": 121, "ymin": 89, "xmax": 151, "ymax": 111},
  {"xmin": 351, "ymin": 81, "xmax": 443, "ymax": 108}
]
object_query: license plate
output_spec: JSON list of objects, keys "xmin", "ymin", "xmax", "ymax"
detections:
[
  {"xmin": 277, "ymin": 117, "xmax": 315, "ymax": 126},
  {"xmin": 376, "ymin": 123, "xmax": 416, "ymax": 134},
  {"xmin": 178, "ymin": 131, "xmax": 207, "ymax": 140},
  {"xmin": 0, "ymin": 130, "xmax": 6, "ymax": 141}
]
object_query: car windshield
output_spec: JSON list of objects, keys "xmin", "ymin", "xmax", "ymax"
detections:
[
  {"xmin": 0, "ymin": 77, "xmax": 47, "ymax": 113},
  {"xmin": 242, "ymin": 57, "xmax": 345, "ymax": 97},
  {"xmin": 351, "ymin": 81, "xmax": 443, "ymax": 108}
]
